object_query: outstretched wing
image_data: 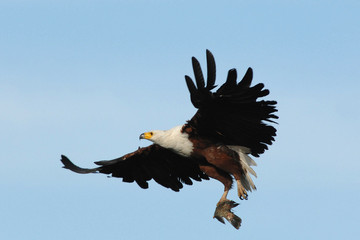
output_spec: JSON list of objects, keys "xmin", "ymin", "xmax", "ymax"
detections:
[
  {"xmin": 61, "ymin": 144, "xmax": 209, "ymax": 192},
  {"xmin": 184, "ymin": 50, "xmax": 278, "ymax": 157}
]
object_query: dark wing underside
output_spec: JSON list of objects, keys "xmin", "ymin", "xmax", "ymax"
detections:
[
  {"xmin": 185, "ymin": 50, "xmax": 278, "ymax": 157},
  {"xmin": 61, "ymin": 144, "xmax": 209, "ymax": 192}
]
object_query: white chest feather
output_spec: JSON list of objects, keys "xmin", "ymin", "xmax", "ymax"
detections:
[{"xmin": 150, "ymin": 125, "xmax": 193, "ymax": 157}]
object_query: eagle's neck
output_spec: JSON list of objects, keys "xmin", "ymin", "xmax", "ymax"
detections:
[{"xmin": 151, "ymin": 125, "xmax": 193, "ymax": 157}]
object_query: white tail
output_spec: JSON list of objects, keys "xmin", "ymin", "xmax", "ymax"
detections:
[{"xmin": 227, "ymin": 145, "xmax": 257, "ymax": 191}]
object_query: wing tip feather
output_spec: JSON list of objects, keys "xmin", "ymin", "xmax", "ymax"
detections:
[{"xmin": 60, "ymin": 155, "xmax": 99, "ymax": 174}]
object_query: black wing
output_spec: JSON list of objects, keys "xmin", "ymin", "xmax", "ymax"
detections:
[
  {"xmin": 61, "ymin": 144, "xmax": 209, "ymax": 192},
  {"xmin": 184, "ymin": 50, "xmax": 278, "ymax": 157}
]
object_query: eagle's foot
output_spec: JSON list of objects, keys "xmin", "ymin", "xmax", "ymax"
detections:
[
  {"xmin": 238, "ymin": 187, "xmax": 248, "ymax": 200},
  {"xmin": 213, "ymin": 200, "xmax": 242, "ymax": 229}
]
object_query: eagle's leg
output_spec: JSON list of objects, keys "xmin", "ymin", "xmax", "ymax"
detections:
[
  {"xmin": 198, "ymin": 164, "xmax": 241, "ymax": 229},
  {"xmin": 235, "ymin": 179, "xmax": 248, "ymax": 200},
  {"xmin": 219, "ymin": 188, "xmax": 230, "ymax": 203},
  {"xmin": 200, "ymin": 146, "xmax": 249, "ymax": 200},
  {"xmin": 198, "ymin": 164, "xmax": 233, "ymax": 203}
]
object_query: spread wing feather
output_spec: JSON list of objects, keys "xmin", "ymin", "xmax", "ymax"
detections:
[
  {"xmin": 184, "ymin": 50, "xmax": 278, "ymax": 157},
  {"xmin": 61, "ymin": 144, "xmax": 209, "ymax": 192}
]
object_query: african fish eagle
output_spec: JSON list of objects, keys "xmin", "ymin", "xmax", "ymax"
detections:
[{"xmin": 61, "ymin": 50, "xmax": 278, "ymax": 229}]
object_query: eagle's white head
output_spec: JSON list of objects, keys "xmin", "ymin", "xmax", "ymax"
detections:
[{"xmin": 139, "ymin": 125, "xmax": 193, "ymax": 157}]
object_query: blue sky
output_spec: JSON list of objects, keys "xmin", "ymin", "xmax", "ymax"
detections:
[{"xmin": 1, "ymin": 1, "xmax": 359, "ymax": 239}]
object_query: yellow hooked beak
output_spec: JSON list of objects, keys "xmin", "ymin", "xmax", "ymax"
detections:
[{"xmin": 139, "ymin": 132, "xmax": 153, "ymax": 140}]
